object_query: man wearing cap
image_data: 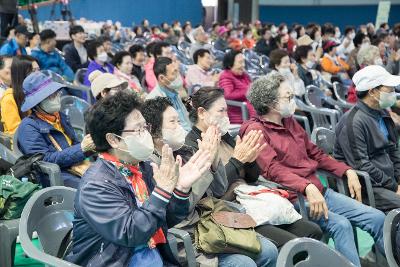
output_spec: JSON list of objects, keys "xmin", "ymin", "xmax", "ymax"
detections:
[
  {"xmin": 88, "ymin": 70, "xmax": 128, "ymax": 100},
  {"xmin": 0, "ymin": 25, "xmax": 28, "ymax": 56},
  {"xmin": 17, "ymin": 71, "xmax": 95, "ymax": 188},
  {"xmin": 334, "ymin": 65, "xmax": 400, "ymax": 212}
]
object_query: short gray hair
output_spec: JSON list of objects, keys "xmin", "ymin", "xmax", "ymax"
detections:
[
  {"xmin": 357, "ymin": 44, "xmax": 379, "ymax": 66},
  {"xmin": 248, "ymin": 71, "xmax": 285, "ymax": 116}
]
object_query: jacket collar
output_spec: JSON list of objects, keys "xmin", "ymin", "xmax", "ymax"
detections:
[
  {"xmin": 97, "ymin": 158, "xmax": 147, "ymax": 191},
  {"xmin": 356, "ymin": 100, "xmax": 389, "ymax": 119},
  {"xmin": 252, "ymin": 115, "xmax": 290, "ymax": 130},
  {"xmin": 31, "ymin": 112, "xmax": 76, "ymax": 140}
]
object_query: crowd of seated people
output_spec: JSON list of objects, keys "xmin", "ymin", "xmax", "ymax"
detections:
[{"xmin": 0, "ymin": 17, "xmax": 400, "ymax": 267}]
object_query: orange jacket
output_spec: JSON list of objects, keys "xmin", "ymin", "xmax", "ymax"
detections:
[{"xmin": 321, "ymin": 55, "xmax": 350, "ymax": 74}]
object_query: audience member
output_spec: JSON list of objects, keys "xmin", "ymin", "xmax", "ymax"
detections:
[
  {"xmin": 66, "ymin": 91, "xmax": 206, "ymax": 267},
  {"xmin": 145, "ymin": 42, "xmax": 174, "ymax": 91},
  {"xmin": 146, "ymin": 57, "xmax": 190, "ymax": 130},
  {"xmin": 186, "ymin": 49, "xmax": 219, "ymax": 88},
  {"xmin": 254, "ymin": 27, "xmax": 272, "ymax": 56},
  {"xmin": 0, "ymin": 25, "xmax": 28, "ymax": 55},
  {"xmin": 334, "ymin": 65, "xmax": 400, "ymax": 212},
  {"xmin": 25, "ymin": 32, "xmax": 40, "ymax": 55},
  {"xmin": 112, "ymin": 51, "xmax": 143, "ymax": 94},
  {"xmin": 63, "ymin": 25, "xmax": 89, "ymax": 72},
  {"xmin": 129, "ymin": 44, "xmax": 146, "ymax": 83},
  {"xmin": 242, "ymin": 28, "xmax": 256, "ymax": 49},
  {"xmin": 214, "ymin": 26, "xmax": 229, "ymax": 52},
  {"xmin": 219, "ymin": 50, "xmax": 255, "ymax": 124},
  {"xmin": 84, "ymin": 40, "xmax": 114, "ymax": 86},
  {"xmin": 17, "ymin": 71, "xmax": 95, "ymax": 188},
  {"xmin": 294, "ymin": 45, "xmax": 318, "ymax": 87},
  {"xmin": 31, "ymin": 29, "xmax": 74, "ymax": 82},
  {"xmin": 88, "ymin": 70, "xmax": 128, "ymax": 100},
  {"xmin": 1, "ymin": 55, "xmax": 38, "ymax": 135},
  {"xmin": 189, "ymin": 26, "xmax": 212, "ymax": 59},
  {"xmin": 243, "ymin": 72, "xmax": 386, "ymax": 267},
  {"xmin": 0, "ymin": 55, "xmax": 12, "ymax": 96}
]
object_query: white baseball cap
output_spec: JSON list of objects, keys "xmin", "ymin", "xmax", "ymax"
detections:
[{"xmin": 353, "ymin": 65, "xmax": 400, "ymax": 92}]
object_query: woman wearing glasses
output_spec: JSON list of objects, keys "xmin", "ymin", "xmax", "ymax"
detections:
[{"xmin": 17, "ymin": 71, "xmax": 95, "ymax": 188}]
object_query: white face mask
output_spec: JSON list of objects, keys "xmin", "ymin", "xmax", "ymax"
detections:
[
  {"xmin": 349, "ymin": 32, "xmax": 356, "ymax": 40},
  {"xmin": 377, "ymin": 91, "xmax": 396, "ymax": 109},
  {"xmin": 116, "ymin": 131, "xmax": 154, "ymax": 161},
  {"xmin": 97, "ymin": 52, "xmax": 108, "ymax": 63},
  {"xmin": 290, "ymin": 32, "xmax": 297, "ymax": 40},
  {"xmin": 162, "ymin": 125, "xmax": 187, "ymax": 151},
  {"xmin": 305, "ymin": 60, "xmax": 315, "ymax": 69},
  {"xmin": 276, "ymin": 99, "xmax": 296, "ymax": 118},
  {"xmin": 374, "ymin": 58, "xmax": 384, "ymax": 66},
  {"xmin": 278, "ymin": 67, "xmax": 292, "ymax": 77},
  {"xmin": 39, "ymin": 94, "xmax": 61, "ymax": 114},
  {"xmin": 208, "ymin": 115, "xmax": 230, "ymax": 135},
  {"xmin": 335, "ymin": 31, "xmax": 341, "ymax": 39},
  {"xmin": 281, "ymin": 27, "xmax": 288, "ymax": 34}
]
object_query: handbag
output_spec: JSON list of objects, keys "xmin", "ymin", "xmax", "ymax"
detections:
[
  {"xmin": 0, "ymin": 175, "xmax": 40, "ymax": 219},
  {"xmin": 8, "ymin": 153, "xmax": 44, "ymax": 183},
  {"xmin": 194, "ymin": 197, "xmax": 261, "ymax": 259},
  {"xmin": 47, "ymin": 134, "xmax": 90, "ymax": 177}
]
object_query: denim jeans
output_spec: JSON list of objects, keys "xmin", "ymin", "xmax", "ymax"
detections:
[
  {"xmin": 298, "ymin": 188, "xmax": 385, "ymax": 267},
  {"xmin": 218, "ymin": 236, "xmax": 278, "ymax": 267},
  {"xmin": 128, "ymin": 247, "xmax": 163, "ymax": 267}
]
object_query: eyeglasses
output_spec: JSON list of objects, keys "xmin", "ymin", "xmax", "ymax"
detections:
[
  {"xmin": 278, "ymin": 94, "xmax": 295, "ymax": 102},
  {"xmin": 121, "ymin": 123, "xmax": 152, "ymax": 136}
]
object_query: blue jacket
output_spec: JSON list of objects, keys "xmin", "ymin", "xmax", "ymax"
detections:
[
  {"xmin": 66, "ymin": 158, "xmax": 190, "ymax": 267},
  {"xmin": 83, "ymin": 60, "xmax": 114, "ymax": 86},
  {"xmin": 17, "ymin": 112, "xmax": 85, "ymax": 188},
  {"xmin": 31, "ymin": 47, "xmax": 75, "ymax": 82},
  {"xmin": 0, "ymin": 38, "xmax": 27, "ymax": 56},
  {"xmin": 17, "ymin": 112, "xmax": 85, "ymax": 169}
]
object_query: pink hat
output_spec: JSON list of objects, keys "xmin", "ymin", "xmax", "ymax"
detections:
[{"xmin": 218, "ymin": 26, "xmax": 229, "ymax": 36}]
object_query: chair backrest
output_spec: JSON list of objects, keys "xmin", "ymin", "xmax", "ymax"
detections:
[
  {"xmin": 12, "ymin": 126, "xmax": 23, "ymax": 158},
  {"xmin": 311, "ymin": 127, "xmax": 335, "ymax": 155},
  {"xmin": 305, "ymin": 85, "xmax": 327, "ymax": 108},
  {"xmin": 277, "ymin": 238, "xmax": 355, "ymax": 267},
  {"xmin": 61, "ymin": 96, "xmax": 90, "ymax": 140},
  {"xmin": 74, "ymin": 68, "xmax": 87, "ymax": 86},
  {"xmin": 384, "ymin": 209, "xmax": 400, "ymax": 267},
  {"xmin": 226, "ymin": 100, "xmax": 249, "ymax": 122},
  {"xmin": 19, "ymin": 186, "xmax": 79, "ymax": 267},
  {"xmin": 333, "ymin": 81, "xmax": 349, "ymax": 103},
  {"xmin": 295, "ymin": 97, "xmax": 339, "ymax": 130}
]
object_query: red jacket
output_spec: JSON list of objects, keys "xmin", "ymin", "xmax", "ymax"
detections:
[
  {"xmin": 218, "ymin": 69, "xmax": 256, "ymax": 124},
  {"xmin": 240, "ymin": 116, "xmax": 350, "ymax": 202}
]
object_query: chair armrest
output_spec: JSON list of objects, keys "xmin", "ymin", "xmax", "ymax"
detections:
[
  {"xmin": 36, "ymin": 162, "xmax": 63, "ymax": 186},
  {"xmin": 317, "ymin": 169, "xmax": 346, "ymax": 195},
  {"xmin": 168, "ymin": 228, "xmax": 196, "ymax": 267},
  {"xmin": 226, "ymin": 100, "xmax": 249, "ymax": 122},
  {"xmin": 354, "ymin": 170, "xmax": 376, "ymax": 208}
]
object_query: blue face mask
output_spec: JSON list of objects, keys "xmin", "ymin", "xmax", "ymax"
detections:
[{"xmin": 165, "ymin": 75, "xmax": 183, "ymax": 91}]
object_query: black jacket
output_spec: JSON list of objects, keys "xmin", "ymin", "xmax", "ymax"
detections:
[
  {"xmin": 334, "ymin": 101, "xmax": 400, "ymax": 191},
  {"xmin": 297, "ymin": 63, "xmax": 315, "ymax": 87},
  {"xmin": 63, "ymin": 42, "xmax": 89, "ymax": 73},
  {"xmin": 254, "ymin": 39, "xmax": 272, "ymax": 57},
  {"xmin": 185, "ymin": 126, "xmax": 260, "ymax": 185},
  {"xmin": 66, "ymin": 158, "xmax": 189, "ymax": 266}
]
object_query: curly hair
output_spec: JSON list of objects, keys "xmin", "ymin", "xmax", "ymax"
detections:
[
  {"xmin": 86, "ymin": 91, "xmax": 142, "ymax": 152},
  {"xmin": 357, "ymin": 44, "xmax": 379, "ymax": 66},
  {"xmin": 248, "ymin": 72, "xmax": 285, "ymax": 115},
  {"xmin": 141, "ymin": 97, "xmax": 173, "ymax": 138}
]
